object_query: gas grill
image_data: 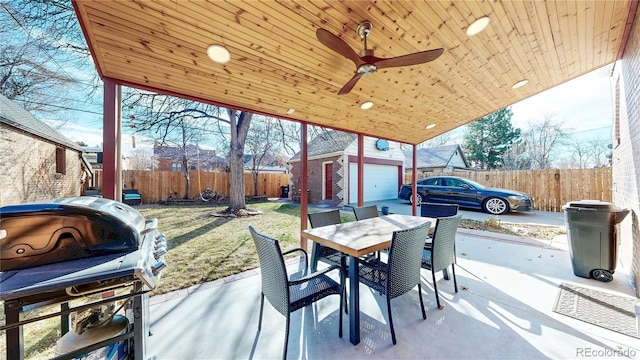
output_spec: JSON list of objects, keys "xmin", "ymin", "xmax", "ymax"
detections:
[{"xmin": 0, "ymin": 197, "xmax": 168, "ymax": 360}]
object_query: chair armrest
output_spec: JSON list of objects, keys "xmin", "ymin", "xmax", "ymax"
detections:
[
  {"xmin": 289, "ymin": 264, "xmax": 343, "ymax": 286},
  {"xmin": 282, "ymin": 247, "xmax": 308, "ymax": 268}
]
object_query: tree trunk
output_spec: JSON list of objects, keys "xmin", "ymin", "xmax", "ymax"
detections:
[
  {"xmin": 182, "ymin": 154, "xmax": 190, "ymax": 199},
  {"xmin": 227, "ymin": 110, "xmax": 253, "ymax": 212}
]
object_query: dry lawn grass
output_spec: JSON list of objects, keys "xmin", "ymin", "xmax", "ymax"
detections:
[{"xmin": 138, "ymin": 201, "xmax": 342, "ymax": 295}]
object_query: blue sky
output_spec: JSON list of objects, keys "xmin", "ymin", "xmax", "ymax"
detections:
[{"xmin": 510, "ymin": 65, "xmax": 613, "ymax": 136}]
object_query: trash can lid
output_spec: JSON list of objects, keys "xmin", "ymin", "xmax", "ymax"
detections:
[{"xmin": 563, "ymin": 200, "xmax": 620, "ymax": 211}]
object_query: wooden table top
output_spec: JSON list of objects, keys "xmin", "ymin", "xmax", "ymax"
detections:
[{"xmin": 302, "ymin": 214, "xmax": 435, "ymax": 258}]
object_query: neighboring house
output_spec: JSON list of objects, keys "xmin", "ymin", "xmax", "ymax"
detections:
[
  {"xmin": 82, "ymin": 146, "xmax": 103, "ymax": 169},
  {"xmin": 153, "ymin": 144, "xmax": 228, "ymax": 172},
  {"xmin": 243, "ymin": 154, "xmax": 288, "ymax": 174},
  {"xmin": 403, "ymin": 144, "xmax": 471, "ymax": 175},
  {"xmin": 611, "ymin": 15, "xmax": 640, "ymax": 297},
  {"xmin": 289, "ymin": 131, "xmax": 405, "ymax": 206},
  {"xmin": 0, "ymin": 95, "xmax": 92, "ymax": 206}
]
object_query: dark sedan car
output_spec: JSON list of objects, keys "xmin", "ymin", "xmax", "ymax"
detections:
[{"xmin": 398, "ymin": 176, "xmax": 535, "ymax": 215}]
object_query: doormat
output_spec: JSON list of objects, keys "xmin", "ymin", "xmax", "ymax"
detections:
[{"xmin": 553, "ymin": 283, "xmax": 639, "ymax": 338}]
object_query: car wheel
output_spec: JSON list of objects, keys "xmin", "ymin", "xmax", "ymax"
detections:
[
  {"xmin": 409, "ymin": 193, "xmax": 423, "ymax": 206},
  {"xmin": 484, "ymin": 197, "xmax": 508, "ymax": 215}
]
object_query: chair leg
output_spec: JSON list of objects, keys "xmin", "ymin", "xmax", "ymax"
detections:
[
  {"xmin": 283, "ymin": 315, "xmax": 290, "ymax": 360},
  {"xmin": 417, "ymin": 284, "xmax": 427, "ymax": 319},
  {"xmin": 338, "ymin": 292, "xmax": 343, "ymax": 338},
  {"xmin": 387, "ymin": 297, "xmax": 396, "ymax": 345},
  {"xmin": 258, "ymin": 293, "xmax": 265, "ymax": 330},
  {"xmin": 343, "ymin": 286, "xmax": 348, "ymax": 314},
  {"xmin": 432, "ymin": 269, "xmax": 442, "ymax": 309},
  {"xmin": 452, "ymin": 263, "xmax": 458, "ymax": 293}
]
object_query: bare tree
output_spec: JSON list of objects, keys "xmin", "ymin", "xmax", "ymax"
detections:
[
  {"xmin": 0, "ymin": 1, "xmax": 96, "ymax": 114},
  {"xmin": 501, "ymin": 139, "xmax": 533, "ymax": 170},
  {"xmin": 521, "ymin": 114, "xmax": 567, "ymax": 169},
  {"xmin": 124, "ymin": 91, "xmax": 257, "ymax": 213},
  {"xmin": 587, "ymin": 137, "xmax": 611, "ymax": 168},
  {"xmin": 245, "ymin": 116, "xmax": 288, "ymax": 196},
  {"xmin": 125, "ymin": 93, "xmax": 218, "ymax": 199},
  {"xmin": 418, "ymin": 132, "xmax": 459, "ymax": 148},
  {"xmin": 126, "ymin": 148, "xmax": 157, "ymax": 171},
  {"xmin": 567, "ymin": 138, "xmax": 593, "ymax": 168}
]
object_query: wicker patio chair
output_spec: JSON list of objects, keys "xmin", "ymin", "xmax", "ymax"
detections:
[
  {"xmin": 420, "ymin": 202, "xmax": 459, "ymax": 218},
  {"xmin": 352, "ymin": 205, "xmax": 379, "ymax": 221},
  {"xmin": 357, "ymin": 221, "xmax": 431, "ymax": 345},
  {"xmin": 352, "ymin": 205, "xmax": 382, "ymax": 258},
  {"xmin": 308, "ymin": 210, "xmax": 345, "ymax": 272},
  {"xmin": 421, "ymin": 213, "xmax": 463, "ymax": 309},
  {"xmin": 308, "ymin": 210, "xmax": 349, "ymax": 313},
  {"xmin": 249, "ymin": 226, "xmax": 344, "ymax": 360}
]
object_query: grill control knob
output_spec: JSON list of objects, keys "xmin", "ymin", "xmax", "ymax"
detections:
[
  {"xmin": 151, "ymin": 260, "xmax": 167, "ymax": 275},
  {"xmin": 154, "ymin": 247, "xmax": 168, "ymax": 260}
]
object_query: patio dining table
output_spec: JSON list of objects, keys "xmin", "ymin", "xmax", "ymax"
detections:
[{"xmin": 302, "ymin": 214, "xmax": 435, "ymax": 345}]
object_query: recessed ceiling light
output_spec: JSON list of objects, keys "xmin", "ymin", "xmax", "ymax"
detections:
[
  {"xmin": 466, "ymin": 16, "xmax": 491, "ymax": 36},
  {"xmin": 360, "ymin": 101, "xmax": 374, "ymax": 110},
  {"xmin": 207, "ymin": 44, "xmax": 231, "ymax": 64},
  {"xmin": 512, "ymin": 79, "xmax": 529, "ymax": 89},
  {"xmin": 426, "ymin": 123, "xmax": 436, "ymax": 129},
  {"xmin": 287, "ymin": 108, "xmax": 295, "ymax": 115}
]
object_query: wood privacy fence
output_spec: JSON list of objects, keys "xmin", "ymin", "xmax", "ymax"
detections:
[
  {"xmin": 89, "ymin": 170, "xmax": 290, "ymax": 203},
  {"xmin": 404, "ymin": 168, "xmax": 612, "ymax": 212}
]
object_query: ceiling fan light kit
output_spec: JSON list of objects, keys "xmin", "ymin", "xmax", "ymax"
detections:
[{"xmin": 316, "ymin": 21, "xmax": 444, "ymax": 95}]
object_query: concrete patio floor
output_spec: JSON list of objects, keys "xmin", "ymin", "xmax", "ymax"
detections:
[{"xmin": 147, "ymin": 228, "xmax": 639, "ymax": 360}]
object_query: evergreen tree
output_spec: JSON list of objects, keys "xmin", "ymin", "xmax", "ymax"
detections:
[{"xmin": 463, "ymin": 107, "xmax": 521, "ymax": 169}]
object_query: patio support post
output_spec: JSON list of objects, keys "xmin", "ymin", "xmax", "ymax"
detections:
[
  {"xmin": 412, "ymin": 144, "xmax": 418, "ymax": 216},
  {"xmin": 300, "ymin": 123, "xmax": 308, "ymax": 250},
  {"xmin": 102, "ymin": 78, "xmax": 120, "ymax": 201},
  {"xmin": 357, "ymin": 134, "xmax": 364, "ymax": 207}
]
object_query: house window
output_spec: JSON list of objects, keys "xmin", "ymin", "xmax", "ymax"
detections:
[
  {"xmin": 171, "ymin": 162, "xmax": 182, "ymax": 172},
  {"xmin": 56, "ymin": 147, "xmax": 66, "ymax": 174}
]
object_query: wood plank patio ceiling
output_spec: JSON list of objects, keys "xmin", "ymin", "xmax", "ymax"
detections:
[{"xmin": 72, "ymin": 1, "xmax": 634, "ymax": 145}]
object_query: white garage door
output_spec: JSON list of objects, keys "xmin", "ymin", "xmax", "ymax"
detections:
[{"xmin": 348, "ymin": 163, "xmax": 399, "ymax": 203}]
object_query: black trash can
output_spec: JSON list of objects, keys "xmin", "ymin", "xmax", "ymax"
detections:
[
  {"xmin": 562, "ymin": 200, "xmax": 629, "ymax": 282},
  {"xmin": 280, "ymin": 185, "xmax": 290, "ymax": 199}
]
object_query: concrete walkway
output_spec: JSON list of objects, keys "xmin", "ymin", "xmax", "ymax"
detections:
[{"xmin": 148, "ymin": 226, "xmax": 639, "ymax": 359}]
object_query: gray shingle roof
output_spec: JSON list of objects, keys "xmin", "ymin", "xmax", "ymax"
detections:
[
  {"xmin": 0, "ymin": 94, "xmax": 81, "ymax": 151},
  {"xmin": 289, "ymin": 130, "xmax": 357, "ymax": 161},
  {"xmin": 403, "ymin": 144, "xmax": 469, "ymax": 169}
]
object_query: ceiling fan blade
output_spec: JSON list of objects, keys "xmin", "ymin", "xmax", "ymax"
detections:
[
  {"xmin": 316, "ymin": 28, "xmax": 364, "ymax": 66},
  {"xmin": 375, "ymin": 48, "xmax": 444, "ymax": 69},
  {"xmin": 338, "ymin": 73, "xmax": 362, "ymax": 95}
]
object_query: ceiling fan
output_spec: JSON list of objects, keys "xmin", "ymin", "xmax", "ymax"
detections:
[{"xmin": 316, "ymin": 21, "xmax": 444, "ymax": 95}]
